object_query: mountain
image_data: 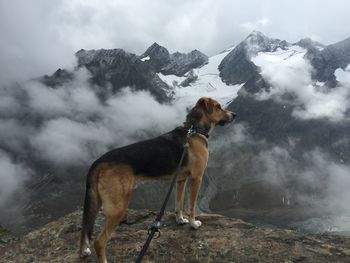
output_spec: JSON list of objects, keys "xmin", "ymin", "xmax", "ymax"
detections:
[
  {"xmin": 141, "ymin": 42, "xmax": 171, "ymax": 72},
  {"xmin": 141, "ymin": 42, "xmax": 208, "ymax": 76},
  {"xmin": 209, "ymin": 33, "xmax": 350, "ymax": 226},
  {"xmin": 218, "ymin": 31, "xmax": 289, "ymax": 85},
  {"xmin": 305, "ymin": 36, "xmax": 350, "ymax": 86},
  {"xmin": 221, "ymin": 31, "xmax": 350, "ymax": 149},
  {"xmin": 2, "ymin": 31, "xmax": 350, "ymax": 239},
  {"xmin": 1, "ymin": 209, "xmax": 350, "ymax": 262},
  {"xmin": 41, "ymin": 44, "xmax": 208, "ymax": 103}
]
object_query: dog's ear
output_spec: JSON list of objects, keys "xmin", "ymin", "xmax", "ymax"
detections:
[{"xmin": 196, "ymin": 97, "xmax": 213, "ymax": 114}]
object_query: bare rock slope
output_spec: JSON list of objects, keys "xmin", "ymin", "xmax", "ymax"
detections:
[{"xmin": 1, "ymin": 209, "xmax": 350, "ymax": 263}]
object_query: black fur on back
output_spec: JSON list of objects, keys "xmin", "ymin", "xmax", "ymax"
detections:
[{"xmin": 95, "ymin": 127, "xmax": 189, "ymax": 177}]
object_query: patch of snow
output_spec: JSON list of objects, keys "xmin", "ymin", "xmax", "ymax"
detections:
[
  {"xmin": 157, "ymin": 73, "xmax": 187, "ymax": 87},
  {"xmin": 160, "ymin": 49, "xmax": 242, "ymax": 109},
  {"xmin": 255, "ymin": 46, "xmax": 306, "ymax": 61},
  {"xmin": 315, "ymin": 81, "xmax": 325, "ymax": 87},
  {"xmin": 141, "ymin": 56, "xmax": 150, "ymax": 62},
  {"xmin": 219, "ymin": 46, "xmax": 235, "ymax": 54}
]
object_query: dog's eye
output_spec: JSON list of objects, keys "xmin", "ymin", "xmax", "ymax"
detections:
[{"xmin": 216, "ymin": 105, "xmax": 221, "ymax": 110}]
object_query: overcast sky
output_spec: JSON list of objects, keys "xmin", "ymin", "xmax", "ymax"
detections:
[{"xmin": 1, "ymin": 0, "xmax": 350, "ymax": 84}]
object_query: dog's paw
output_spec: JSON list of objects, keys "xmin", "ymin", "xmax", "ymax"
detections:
[
  {"xmin": 80, "ymin": 247, "xmax": 91, "ymax": 258},
  {"xmin": 190, "ymin": 219, "xmax": 202, "ymax": 229},
  {"xmin": 176, "ymin": 216, "xmax": 189, "ymax": 225}
]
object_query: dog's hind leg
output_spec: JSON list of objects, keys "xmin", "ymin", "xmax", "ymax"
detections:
[
  {"xmin": 175, "ymin": 178, "xmax": 189, "ymax": 224},
  {"xmin": 80, "ymin": 165, "xmax": 101, "ymax": 258},
  {"xmin": 94, "ymin": 165, "xmax": 135, "ymax": 263}
]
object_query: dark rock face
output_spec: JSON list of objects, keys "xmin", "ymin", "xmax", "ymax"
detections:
[
  {"xmin": 41, "ymin": 68, "xmax": 74, "ymax": 87},
  {"xmin": 305, "ymin": 37, "xmax": 350, "ymax": 86},
  {"xmin": 141, "ymin": 43, "xmax": 208, "ymax": 76},
  {"xmin": 219, "ymin": 31, "xmax": 289, "ymax": 85},
  {"xmin": 141, "ymin": 42, "xmax": 171, "ymax": 72},
  {"xmin": 75, "ymin": 48, "xmax": 170, "ymax": 102},
  {"xmin": 38, "ymin": 48, "xmax": 171, "ymax": 103},
  {"xmin": 41, "ymin": 45, "xmax": 209, "ymax": 103},
  {"xmin": 179, "ymin": 69, "xmax": 198, "ymax": 87},
  {"xmin": 161, "ymin": 49, "xmax": 208, "ymax": 76},
  {"xmin": 296, "ymin": 38, "xmax": 325, "ymax": 50}
]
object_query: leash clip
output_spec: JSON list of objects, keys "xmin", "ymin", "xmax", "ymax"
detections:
[
  {"xmin": 187, "ymin": 125, "xmax": 195, "ymax": 138},
  {"xmin": 148, "ymin": 220, "xmax": 161, "ymax": 238}
]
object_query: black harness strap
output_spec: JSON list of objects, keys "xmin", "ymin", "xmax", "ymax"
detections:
[{"xmin": 135, "ymin": 141, "xmax": 189, "ymax": 263}]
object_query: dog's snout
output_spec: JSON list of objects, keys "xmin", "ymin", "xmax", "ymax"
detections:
[{"xmin": 227, "ymin": 111, "xmax": 236, "ymax": 122}]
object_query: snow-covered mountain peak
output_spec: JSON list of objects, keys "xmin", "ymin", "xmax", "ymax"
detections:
[
  {"xmin": 243, "ymin": 31, "xmax": 289, "ymax": 55},
  {"xmin": 245, "ymin": 30, "xmax": 266, "ymax": 42},
  {"xmin": 218, "ymin": 32, "xmax": 290, "ymax": 85},
  {"xmin": 141, "ymin": 42, "xmax": 171, "ymax": 71}
]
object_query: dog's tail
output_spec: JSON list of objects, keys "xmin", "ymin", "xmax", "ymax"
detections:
[{"xmin": 79, "ymin": 161, "xmax": 101, "ymax": 256}]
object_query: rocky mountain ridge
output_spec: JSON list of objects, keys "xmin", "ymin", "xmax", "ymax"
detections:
[
  {"xmin": 141, "ymin": 42, "xmax": 208, "ymax": 76},
  {"xmin": 1, "ymin": 209, "xmax": 350, "ymax": 263},
  {"xmin": 306, "ymin": 36, "xmax": 350, "ymax": 86},
  {"xmin": 42, "ymin": 43, "xmax": 208, "ymax": 103},
  {"xmin": 219, "ymin": 31, "xmax": 289, "ymax": 85},
  {"xmin": 3, "ymin": 31, "xmax": 350, "ymax": 240}
]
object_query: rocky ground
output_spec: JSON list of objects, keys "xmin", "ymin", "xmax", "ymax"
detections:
[{"xmin": 1, "ymin": 209, "xmax": 350, "ymax": 263}]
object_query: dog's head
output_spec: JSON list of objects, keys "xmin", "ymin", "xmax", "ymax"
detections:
[{"xmin": 186, "ymin": 97, "xmax": 236, "ymax": 132}]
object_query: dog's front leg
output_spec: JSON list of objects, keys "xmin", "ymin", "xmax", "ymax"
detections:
[
  {"xmin": 189, "ymin": 177, "xmax": 203, "ymax": 229},
  {"xmin": 176, "ymin": 179, "xmax": 189, "ymax": 224}
]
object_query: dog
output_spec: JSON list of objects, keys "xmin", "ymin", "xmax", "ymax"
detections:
[{"xmin": 79, "ymin": 97, "xmax": 236, "ymax": 263}]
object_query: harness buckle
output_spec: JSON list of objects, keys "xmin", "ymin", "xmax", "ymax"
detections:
[
  {"xmin": 187, "ymin": 125, "xmax": 195, "ymax": 138},
  {"xmin": 148, "ymin": 220, "xmax": 161, "ymax": 238}
]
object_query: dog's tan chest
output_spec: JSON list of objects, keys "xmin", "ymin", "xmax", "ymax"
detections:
[{"xmin": 187, "ymin": 136, "xmax": 209, "ymax": 178}]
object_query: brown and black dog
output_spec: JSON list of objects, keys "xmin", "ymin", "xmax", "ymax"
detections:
[{"xmin": 79, "ymin": 97, "xmax": 236, "ymax": 263}]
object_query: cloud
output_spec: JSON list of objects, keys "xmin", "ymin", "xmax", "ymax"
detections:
[
  {"xmin": 335, "ymin": 64, "xmax": 350, "ymax": 85},
  {"xmin": 26, "ymin": 69, "xmax": 102, "ymax": 119},
  {"xmin": 0, "ymin": 0, "xmax": 75, "ymax": 85},
  {"xmin": 0, "ymin": 119, "xmax": 34, "ymax": 154},
  {"xmin": 0, "ymin": 150, "xmax": 29, "ymax": 208},
  {"xmin": 252, "ymin": 47, "xmax": 350, "ymax": 121},
  {"xmin": 255, "ymin": 145, "xmax": 350, "ymax": 212},
  {"xmin": 31, "ymin": 117, "xmax": 114, "ymax": 165},
  {"xmin": 0, "ymin": 67, "xmax": 192, "ymax": 227},
  {"xmin": 1, "ymin": 66, "xmax": 191, "ymax": 167},
  {"xmin": 29, "ymin": 86, "xmax": 185, "ymax": 165},
  {"xmin": 240, "ymin": 17, "xmax": 270, "ymax": 32},
  {"xmin": 299, "ymin": 149, "xmax": 350, "ymax": 211},
  {"xmin": 207, "ymin": 120, "xmax": 350, "ymax": 216}
]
